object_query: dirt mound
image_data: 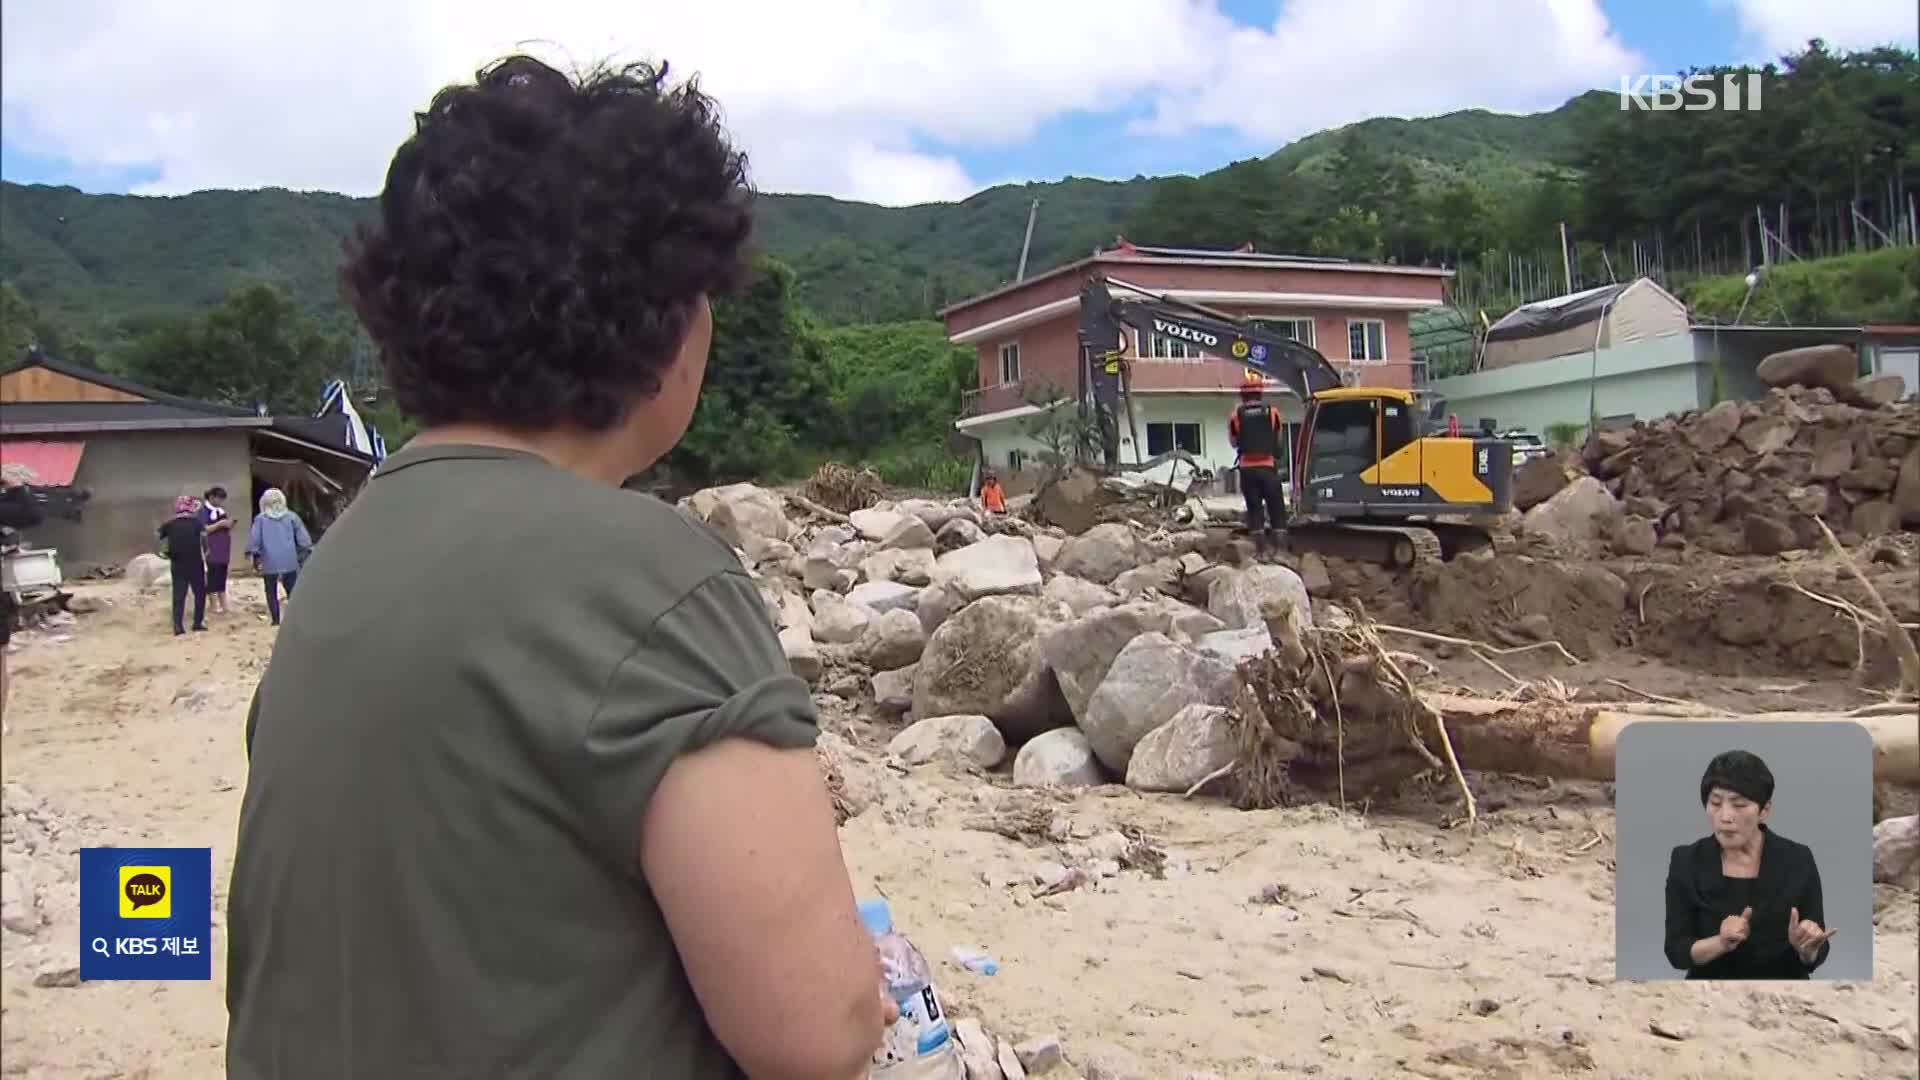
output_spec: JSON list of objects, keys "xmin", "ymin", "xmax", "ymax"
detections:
[
  {"xmin": 1621, "ymin": 553, "xmax": 1919, "ymax": 682},
  {"xmin": 1310, "ymin": 546, "xmax": 1920, "ymax": 686},
  {"xmin": 1581, "ymin": 385, "xmax": 1920, "ymax": 552}
]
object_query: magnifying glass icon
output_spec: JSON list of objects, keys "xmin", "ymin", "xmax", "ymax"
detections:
[{"xmin": 90, "ymin": 937, "xmax": 109, "ymax": 958}]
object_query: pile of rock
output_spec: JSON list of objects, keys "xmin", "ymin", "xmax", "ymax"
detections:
[
  {"xmin": 679, "ymin": 484, "xmax": 1316, "ymax": 797},
  {"xmin": 1515, "ymin": 371, "xmax": 1920, "ymax": 557}
]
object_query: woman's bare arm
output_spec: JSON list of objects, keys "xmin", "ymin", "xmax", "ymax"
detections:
[{"xmin": 641, "ymin": 737, "xmax": 884, "ymax": 1080}]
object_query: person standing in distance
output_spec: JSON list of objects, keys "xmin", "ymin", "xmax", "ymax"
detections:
[
  {"xmin": 224, "ymin": 55, "xmax": 890, "ymax": 1079},
  {"xmin": 156, "ymin": 494, "xmax": 208, "ymax": 636},
  {"xmin": 1228, "ymin": 370, "xmax": 1287, "ymax": 556},
  {"xmin": 1662, "ymin": 749, "xmax": 1836, "ymax": 979},
  {"xmin": 199, "ymin": 486, "xmax": 235, "ymax": 617}
]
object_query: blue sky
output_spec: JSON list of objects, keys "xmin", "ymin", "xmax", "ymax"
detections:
[{"xmin": 2, "ymin": 0, "xmax": 1912, "ymax": 205}]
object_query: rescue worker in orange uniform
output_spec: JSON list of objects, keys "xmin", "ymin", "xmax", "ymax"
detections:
[
  {"xmin": 979, "ymin": 470, "xmax": 1007, "ymax": 514},
  {"xmin": 1227, "ymin": 370, "xmax": 1287, "ymax": 556}
]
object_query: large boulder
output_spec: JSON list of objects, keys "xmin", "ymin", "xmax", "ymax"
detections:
[
  {"xmin": 1205, "ymin": 564, "xmax": 1311, "ymax": 633},
  {"xmin": 931, "ymin": 535, "xmax": 1043, "ymax": 603},
  {"xmin": 809, "ymin": 590, "xmax": 875, "ymax": 644},
  {"xmin": 1755, "ymin": 343, "xmax": 1859, "ymax": 395},
  {"xmin": 1125, "ymin": 704, "xmax": 1236, "ymax": 794},
  {"xmin": 894, "ymin": 498, "xmax": 971, "ymax": 532},
  {"xmin": 1520, "ymin": 475, "xmax": 1621, "ymax": 550},
  {"xmin": 1034, "ymin": 468, "xmax": 1111, "ymax": 534},
  {"xmin": 1112, "ymin": 558, "xmax": 1180, "ymax": 598},
  {"xmin": 697, "ymin": 483, "xmax": 793, "ymax": 549},
  {"xmin": 1873, "ymin": 815, "xmax": 1920, "ymax": 887},
  {"xmin": 912, "ymin": 595, "xmax": 1071, "ymax": 742},
  {"xmin": 1042, "ymin": 574, "xmax": 1117, "ymax": 615},
  {"xmin": 859, "ymin": 548, "xmax": 936, "ymax": 587},
  {"xmin": 1686, "ymin": 399, "xmax": 1744, "ymax": 453},
  {"xmin": 888, "ymin": 715, "xmax": 1007, "ymax": 770},
  {"xmin": 870, "ymin": 664, "xmax": 916, "ymax": 716},
  {"xmin": 1511, "ymin": 454, "xmax": 1571, "ymax": 511},
  {"xmin": 125, "ymin": 553, "xmax": 171, "ymax": 591},
  {"xmin": 1896, "ymin": 445, "xmax": 1920, "ymax": 527},
  {"xmin": 858, "ymin": 608, "xmax": 928, "ymax": 670},
  {"xmin": 802, "ymin": 538, "xmax": 865, "ymax": 591},
  {"xmin": 847, "ymin": 579, "xmax": 920, "ymax": 614},
  {"xmin": 1842, "ymin": 372, "xmax": 1907, "ymax": 408},
  {"xmin": 914, "ymin": 580, "xmax": 965, "ymax": 637},
  {"xmin": 877, "ymin": 515, "xmax": 937, "ymax": 551},
  {"xmin": 1040, "ymin": 602, "xmax": 1179, "ymax": 720},
  {"xmin": 777, "ymin": 626, "xmax": 822, "ymax": 683},
  {"xmin": 1192, "ymin": 626, "xmax": 1272, "ymax": 665},
  {"xmin": 1079, "ymin": 633, "xmax": 1236, "ymax": 774},
  {"xmin": 935, "ymin": 518, "xmax": 986, "ymax": 554},
  {"xmin": 1052, "ymin": 523, "xmax": 1140, "ymax": 585},
  {"xmin": 1012, "ymin": 727, "xmax": 1107, "ymax": 789},
  {"xmin": 848, "ymin": 507, "xmax": 909, "ymax": 542}
]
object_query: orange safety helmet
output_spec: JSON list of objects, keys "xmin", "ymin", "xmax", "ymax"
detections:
[{"xmin": 1239, "ymin": 369, "xmax": 1265, "ymax": 399}]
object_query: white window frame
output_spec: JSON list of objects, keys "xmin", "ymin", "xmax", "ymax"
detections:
[
  {"xmin": 1347, "ymin": 318, "xmax": 1387, "ymax": 363},
  {"xmin": 1007, "ymin": 448, "xmax": 1025, "ymax": 471},
  {"xmin": 1144, "ymin": 420, "xmax": 1204, "ymax": 457},
  {"xmin": 1133, "ymin": 329, "xmax": 1208, "ymax": 363},
  {"xmin": 997, "ymin": 341, "xmax": 1021, "ymax": 384},
  {"xmin": 1255, "ymin": 317, "xmax": 1316, "ymax": 349}
]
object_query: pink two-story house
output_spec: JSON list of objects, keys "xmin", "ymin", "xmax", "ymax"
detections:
[{"xmin": 940, "ymin": 241, "xmax": 1452, "ymax": 491}]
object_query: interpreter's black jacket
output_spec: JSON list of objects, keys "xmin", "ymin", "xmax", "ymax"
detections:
[{"xmin": 1664, "ymin": 824, "xmax": 1829, "ymax": 979}]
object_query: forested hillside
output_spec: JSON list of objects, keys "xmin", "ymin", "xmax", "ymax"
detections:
[{"xmin": 2, "ymin": 39, "xmax": 1914, "ymax": 485}]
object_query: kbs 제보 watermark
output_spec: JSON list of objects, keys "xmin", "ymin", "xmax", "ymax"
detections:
[{"xmin": 1619, "ymin": 73, "xmax": 1764, "ymax": 112}]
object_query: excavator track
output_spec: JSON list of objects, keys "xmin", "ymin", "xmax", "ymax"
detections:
[{"xmin": 1281, "ymin": 522, "xmax": 1444, "ymax": 569}]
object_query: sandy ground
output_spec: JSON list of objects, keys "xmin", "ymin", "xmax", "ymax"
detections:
[{"xmin": 3, "ymin": 580, "xmax": 1918, "ymax": 1079}]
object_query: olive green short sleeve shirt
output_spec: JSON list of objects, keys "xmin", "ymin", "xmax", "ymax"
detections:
[{"xmin": 225, "ymin": 445, "xmax": 816, "ymax": 1079}]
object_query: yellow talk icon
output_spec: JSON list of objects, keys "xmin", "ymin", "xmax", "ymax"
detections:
[{"xmin": 119, "ymin": 865, "xmax": 171, "ymax": 919}]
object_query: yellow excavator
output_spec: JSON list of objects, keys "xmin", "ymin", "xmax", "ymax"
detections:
[{"xmin": 1079, "ymin": 273, "xmax": 1515, "ymax": 567}]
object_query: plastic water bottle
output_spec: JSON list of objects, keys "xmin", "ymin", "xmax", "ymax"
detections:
[{"xmin": 860, "ymin": 898, "xmax": 964, "ymax": 1079}]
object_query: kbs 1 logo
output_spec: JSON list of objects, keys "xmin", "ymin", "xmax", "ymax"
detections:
[{"xmin": 1619, "ymin": 72, "xmax": 1764, "ymax": 112}]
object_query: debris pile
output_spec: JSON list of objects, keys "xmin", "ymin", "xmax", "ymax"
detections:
[
  {"xmin": 1574, "ymin": 383, "xmax": 1920, "ymax": 556},
  {"xmin": 680, "ymin": 481, "xmax": 1314, "ymax": 801},
  {"xmin": 803, "ymin": 461, "xmax": 886, "ymax": 514}
]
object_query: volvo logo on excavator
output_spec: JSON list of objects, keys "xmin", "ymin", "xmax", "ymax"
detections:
[{"xmin": 1152, "ymin": 318, "xmax": 1219, "ymax": 349}]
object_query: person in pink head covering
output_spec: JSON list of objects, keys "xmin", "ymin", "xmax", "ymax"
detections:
[{"xmin": 156, "ymin": 493, "xmax": 209, "ymax": 635}]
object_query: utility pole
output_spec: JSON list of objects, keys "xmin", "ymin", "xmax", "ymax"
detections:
[
  {"xmin": 1016, "ymin": 199, "xmax": 1040, "ymax": 282},
  {"xmin": 1557, "ymin": 222, "xmax": 1573, "ymax": 294}
]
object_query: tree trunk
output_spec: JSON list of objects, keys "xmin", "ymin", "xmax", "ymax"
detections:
[{"xmin": 1419, "ymin": 694, "xmax": 1920, "ymax": 785}]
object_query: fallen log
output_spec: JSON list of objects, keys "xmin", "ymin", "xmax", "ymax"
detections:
[
  {"xmin": 1422, "ymin": 693, "xmax": 1920, "ymax": 786},
  {"xmin": 1227, "ymin": 615, "xmax": 1920, "ymax": 809}
]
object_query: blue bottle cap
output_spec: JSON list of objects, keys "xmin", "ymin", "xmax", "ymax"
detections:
[{"xmin": 856, "ymin": 897, "xmax": 893, "ymax": 937}]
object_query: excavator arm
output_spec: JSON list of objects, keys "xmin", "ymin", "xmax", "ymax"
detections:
[{"xmin": 1078, "ymin": 273, "xmax": 1346, "ymax": 405}]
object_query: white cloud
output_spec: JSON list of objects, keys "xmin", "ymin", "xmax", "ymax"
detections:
[
  {"xmin": 3, "ymin": 1, "xmax": 1654, "ymax": 205},
  {"xmin": 1136, "ymin": 0, "xmax": 1645, "ymax": 141},
  {"xmin": 1712, "ymin": 0, "xmax": 1916, "ymax": 58}
]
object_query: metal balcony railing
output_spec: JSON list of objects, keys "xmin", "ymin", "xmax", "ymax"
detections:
[{"xmin": 960, "ymin": 381, "xmax": 1038, "ymax": 418}]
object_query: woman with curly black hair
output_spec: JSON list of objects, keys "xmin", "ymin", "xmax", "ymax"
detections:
[
  {"xmin": 226, "ymin": 55, "xmax": 889, "ymax": 1078},
  {"xmin": 1663, "ymin": 749, "xmax": 1836, "ymax": 980}
]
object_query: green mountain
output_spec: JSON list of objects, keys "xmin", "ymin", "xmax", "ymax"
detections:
[
  {"xmin": 0, "ymin": 94, "xmax": 1601, "ymax": 342},
  {"xmin": 7, "ymin": 36, "xmax": 1913, "ymax": 347}
]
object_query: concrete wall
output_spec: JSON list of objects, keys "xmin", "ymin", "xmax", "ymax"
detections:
[
  {"xmin": 1874, "ymin": 346, "xmax": 1920, "ymax": 399},
  {"xmin": 1427, "ymin": 333, "xmax": 1700, "ymax": 436},
  {"xmin": 18, "ymin": 429, "xmax": 254, "ymax": 570}
]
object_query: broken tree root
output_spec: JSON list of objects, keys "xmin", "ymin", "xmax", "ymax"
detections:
[
  {"xmin": 1814, "ymin": 515, "xmax": 1920, "ymax": 699},
  {"xmin": 1226, "ymin": 601, "xmax": 1471, "ymax": 820},
  {"xmin": 1374, "ymin": 624, "xmax": 1584, "ymax": 666}
]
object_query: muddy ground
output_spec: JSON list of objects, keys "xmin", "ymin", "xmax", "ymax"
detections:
[{"xmin": 3, "ymin": 571, "xmax": 1918, "ymax": 1080}]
